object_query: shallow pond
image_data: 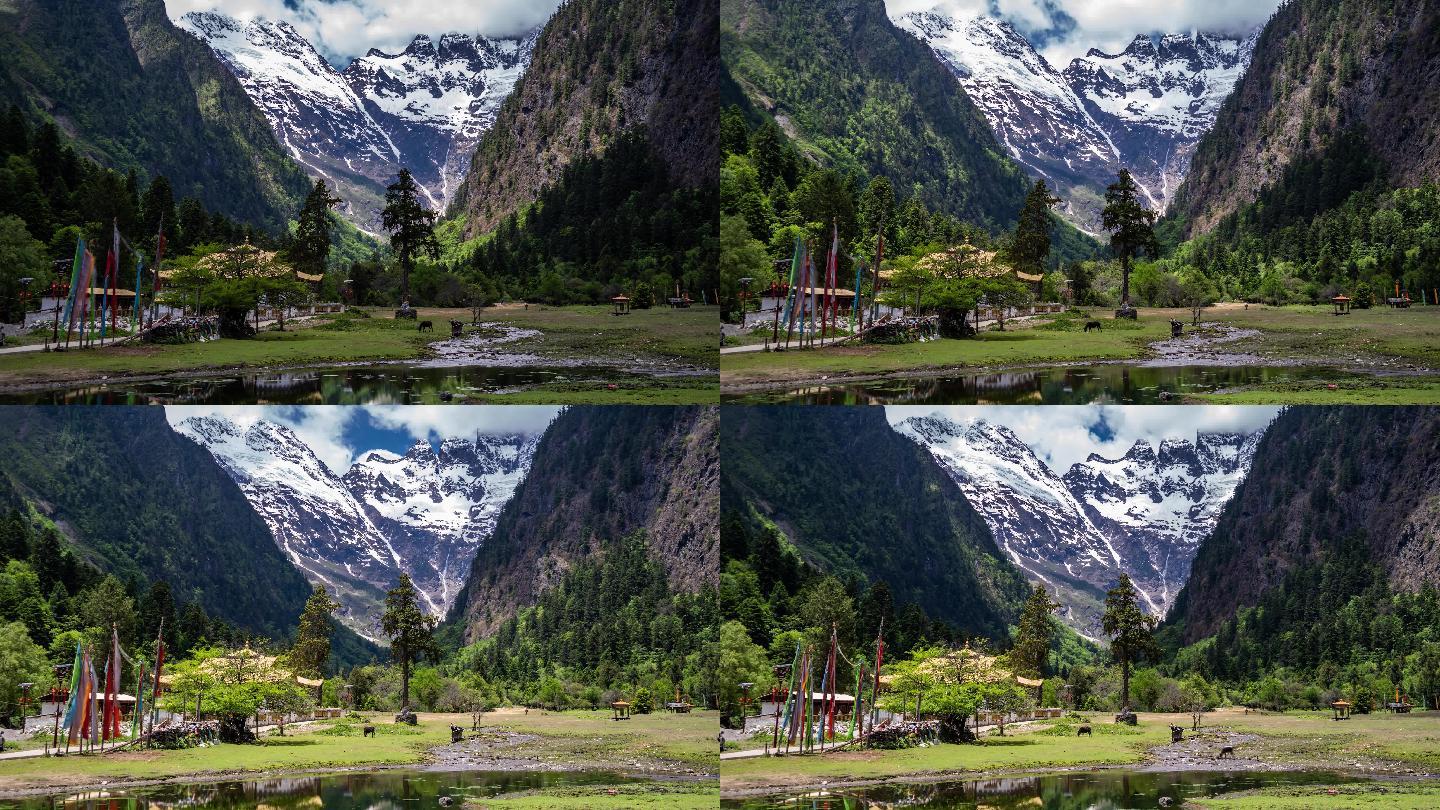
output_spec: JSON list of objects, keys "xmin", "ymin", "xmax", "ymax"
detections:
[
  {"xmin": 0, "ymin": 364, "xmax": 667, "ymax": 404},
  {"xmin": 724, "ymin": 365, "xmax": 1358, "ymax": 404},
  {"xmin": 724, "ymin": 769, "xmax": 1356, "ymax": 809},
  {"xmin": 13, "ymin": 768, "xmax": 655, "ymax": 809}
]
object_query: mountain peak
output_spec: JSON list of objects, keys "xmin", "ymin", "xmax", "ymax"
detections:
[
  {"xmin": 903, "ymin": 8, "xmax": 1256, "ymax": 231},
  {"xmin": 185, "ymin": 12, "xmax": 537, "ymax": 232},
  {"xmin": 179, "ymin": 416, "xmax": 540, "ymax": 640}
]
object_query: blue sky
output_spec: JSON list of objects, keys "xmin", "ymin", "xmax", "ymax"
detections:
[
  {"xmin": 166, "ymin": 0, "xmax": 560, "ymax": 64},
  {"xmin": 165, "ymin": 405, "xmax": 559, "ymax": 473},
  {"xmin": 886, "ymin": 405, "xmax": 1279, "ymax": 472},
  {"xmin": 886, "ymin": 0, "xmax": 1285, "ymax": 66}
]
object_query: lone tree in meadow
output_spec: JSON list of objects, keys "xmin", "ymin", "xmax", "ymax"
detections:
[
  {"xmin": 1011, "ymin": 586, "xmax": 1060, "ymax": 678},
  {"xmin": 381, "ymin": 169, "xmax": 439, "ymax": 305},
  {"xmin": 1101, "ymin": 169, "xmax": 1159, "ymax": 316},
  {"xmin": 1102, "ymin": 573, "xmax": 1159, "ymax": 711},
  {"xmin": 381, "ymin": 573, "xmax": 440, "ymax": 710},
  {"xmin": 287, "ymin": 179, "xmax": 342, "ymax": 279},
  {"xmin": 1008, "ymin": 179, "xmax": 1061, "ymax": 277},
  {"xmin": 290, "ymin": 585, "xmax": 341, "ymax": 679}
]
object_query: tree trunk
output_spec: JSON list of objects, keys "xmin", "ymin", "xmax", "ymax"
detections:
[
  {"xmin": 401, "ymin": 659, "xmax": 410, "ymax": 709},
  {"xmin": 1121, "ymin": 660, "xmax": 1131, "ymax": 710},
  {"xmin": 1120, "ymin": 257, "xmax": 1131, "ymax": 307},
  {"xmin": 400, "ymin": 254, "xmax": 411, "ymax": 305}
]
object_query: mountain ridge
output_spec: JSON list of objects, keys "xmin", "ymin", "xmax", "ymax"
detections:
[
  {"xmin": 897, "ymin": 414, "xmax": 1261, "ymax": 640},
  {"xmin": 179, "ymin": 10, "xmax": 537, "ymax": 233},
  {"xmin": 0, "ymin": 409, "xmax": 314, "ymax": 640},
  {"xmin": 1167, "ymin": 406, "xmax": 1440, "ymax": 645},
  {"xmin": 448, "ymin": 406, "xmax": 719, "ymax": 644},
  {"xmin": 896, "ymin": 9, "xmax": 1256, "ymax": 234},
  {"xmin": 1170, "ymin": 0, "xmax": 1440, "ymax": 235},
  {"xmin": 451, "ymin": 0, "xmax": 715, "ymax": 236},
  {"xmin": 721, "ymin": 407, "xmax": 1031, "ymax": 640},
  {"xmin": 176, "ymin": 416, "xmax": 538, "ymax": 643}
]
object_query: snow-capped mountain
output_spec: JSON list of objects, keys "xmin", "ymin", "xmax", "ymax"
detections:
[
  {"xmin": 896, "ymin": 415, "xmax": 1260, "ymax": 640},
  {"xmin": 179, "ymin": 12, "xmax": 536, "ymax": 233},
  {"xmin": 896, "ymin": 9, "xmax": 1256, "ymax": 233},
  {"xmin": 175, "ymin": 416, "xmax": 537, "ymax": 642}
]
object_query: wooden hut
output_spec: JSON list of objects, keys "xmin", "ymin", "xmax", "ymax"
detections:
[
  {"xmin": 1331, "ymin": 699, "xmax": 1352, "ymax": 720},
  {"xmin": 610, "ymin": 295, "xmax": 631, "ymax": 316},
  {"xmin": 610, "ymin": 700, "xmax": 631, "ymax": 721},
  {"xmin": 1331, "ymin": 294, "xmax": 1352, "ymax": 315}
]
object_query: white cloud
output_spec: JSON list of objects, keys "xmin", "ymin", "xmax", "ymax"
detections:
[
  {"xmin": 363, "ymin": 406, "xmax": 561, "ymax": 445},
  {"xmin": 887, "ymin": 0, "xmax": 1283, "ymax": 68},
  {"xmin": 165, "ymin": 405, "xmax": 559, "ymax": 474},
  {"xmin": 885, "ymin": 405, "xmax": 1279, "ymax": 472},
  {"xmin": 166, "ymin": 0, "xmax": 560, "ymax": 64}
]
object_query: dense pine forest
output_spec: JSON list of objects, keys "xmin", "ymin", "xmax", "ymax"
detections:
[
  {"xmin": 450, "ymin": 531, "xmax": 717, "ymax": 712},
  {"xmin": 1152, "ymin": 131, "xmax": 1440, "ymax": 306},
  {"xmin": 459, "ymin": 130, "xmax": 718, "ymax": 307},
  {"xmin": 1165, "ymin": 533, "xmax": 1440, "ymax": 712}
]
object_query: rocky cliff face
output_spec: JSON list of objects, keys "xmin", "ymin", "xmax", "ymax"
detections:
[
  {"xmin": 1170, "ymin": 0, "xmax": 1440, "ymax": 234},
  {"xmin": 176, "ymin": 416, "xmax": 536, "ymax": 642},
  {"xmin": 449, "ymin": 406, "xmax": 718, "ymax": 643},
  {"xmin": 898, "ymin": 415, "xmax": 1260, "ymax": 640},
  {"xmin": 179, "ymin": 11, "xmax": 535, "ymax": 233},
  {"xmin": 452, "ymin": 0, "xmax": 715, "ymax": 236},
  {"xmin": 1169, "ymin": 406, "xmax": 1440, "ymax": 644},
  {"xmin": 897, "ymin": 9, "xmax": 1255, "ymax": 233}
]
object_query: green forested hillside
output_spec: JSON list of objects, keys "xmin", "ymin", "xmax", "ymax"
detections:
[
  {"xmin": 1159, "ymin": 407, "xmax": 1440, "ymax": 708},
  {"xmin": 720, "ymin": 407, "xmax": 1030, "ymax": 638},
  {"xmin": 0, "ymin": 0, "xmax": 309, "ymax": 232},
  {"xmin": 455, "ymin": 531, "xmax": 717, "ymax": 710},
  {"xmin": 722, "ymin": 0, "xmax": 1028, "ymax": 232},
  {"xmin": 464, "ymin": 129, "xmax": 718, "ymax": 306},
  {"xmin": 0, "ymin": 408, "xmax": 314, "ymax": 639},
  {"xmin": 1150, "ymin": 0, "xmax": 1440, "ymax": 304},
  {"xmin": 443, "ymin": 0, "xmax": 716, "ymax": 304},
  {"xmin": 447, "ymin": 406, "xmax": 717, "ymax": 644}
]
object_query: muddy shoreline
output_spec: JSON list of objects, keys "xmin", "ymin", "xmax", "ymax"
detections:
[
  {"xmin": 0, "ymin": 326, "xmax": 715, "ymax": 397},
  {"xmin": 0, "ymin": 726, "xmax": 717, "ymax": 800},
  {"xmin": 721, "ymin": 323, "xmax": 1436, "ymax": 398},
  {"xmin": 719, "ymin": 726, "xmax": 1440, "ymax": 800}
]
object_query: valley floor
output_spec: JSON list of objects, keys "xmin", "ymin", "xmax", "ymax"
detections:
[
  {"xmin": 719, "ymin": 708, "xmax": 1440, "ymax": 800},
  {"xmin": 720, "ymin": 304, "xmax": 1440, "ymax": 404},
  {"xmin": 0, "ymin": 708, "xmax": 719, "ymax": 800},
  {"xmin": 0, "ymin": 304, "xmax": 720, "ymax": 404}
]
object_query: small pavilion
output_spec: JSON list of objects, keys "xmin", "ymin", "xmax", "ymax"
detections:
[
  {"xmin": 610, "ymin": 700, "xmax": 631, "ymax": 721},
  {"xmin": 1331, "ymin": 699, "xmax": 1352, "ymax": 721},
  {"xmin": 1331, "ymin": 294, "xmax": 1352, "ymax": 315},
  {"xmin": 610, "ymin": 295, "xmax": 631, "ymax": 316}
]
